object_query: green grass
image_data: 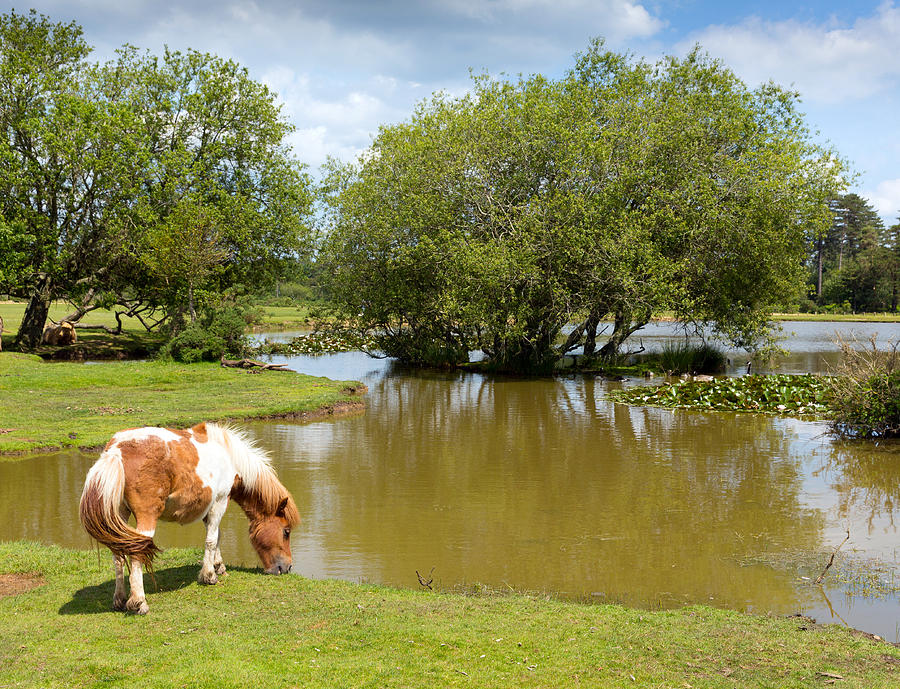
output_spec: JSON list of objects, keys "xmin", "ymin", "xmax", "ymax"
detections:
[
  {"xmin": 253, "ymin": 304, "xmax": 317, "ymax": 329},
  {"xmin": 640, "ymin": 341, "xmax": 728, "ymax": 375},
  {"xmin": 0, "ymin": 542, "xmax": 897, "ymax": 688},
  {"xmin": 0, "ymin": 352, "xmax": 363, "ymax": 455}
]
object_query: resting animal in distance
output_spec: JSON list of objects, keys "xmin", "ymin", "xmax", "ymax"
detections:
[
  {"xmin": 79, "ymin": 422, "xmax": 299, "ymax": 614},
  {"xmin": 41, "ymin": 321, "xmax": 77, "ymax": 345}
]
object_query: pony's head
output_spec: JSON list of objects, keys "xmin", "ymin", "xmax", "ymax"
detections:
[
  {"xmin": 247, "ymin": 495, "xmax": 298, "ymax": 574},
  {"xmin": 213, "ymin": 423, "xmax": 301, "ymax": 575}
]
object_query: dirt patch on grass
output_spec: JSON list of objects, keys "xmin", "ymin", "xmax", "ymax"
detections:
[{"xmin": 0, "ymin": 572, "xmax": 45, "ymax": 598}]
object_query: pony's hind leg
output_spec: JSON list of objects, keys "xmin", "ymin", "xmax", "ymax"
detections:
[
  {"xmin": 113, "ymin": 553, "xmax": 127, "ymax": 611},
  {"xmin": 125, "ymin": 556, "xmax": 150, "ymax": 615},
  {"xmin": 125, "ymin": 524, "xmax": 156, "ymax": 615}
]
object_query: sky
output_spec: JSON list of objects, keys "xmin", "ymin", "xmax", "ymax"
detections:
[{"xmin": 10, "ymin": 0, "xmax": 900, "ymax": 224}]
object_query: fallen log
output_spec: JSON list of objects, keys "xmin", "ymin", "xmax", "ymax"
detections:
[{"xmin": 220, "ymin": 355, "xmax": 295, "ymax": 372}]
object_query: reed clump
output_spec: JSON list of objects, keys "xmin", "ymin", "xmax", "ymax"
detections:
[
  {"xmin": 642, "ymin": 340, "xmax": 728, "ymax": 375},
  {"xmin": 828, "ymin": 335, "xmax": 900, "ymax": 438}
]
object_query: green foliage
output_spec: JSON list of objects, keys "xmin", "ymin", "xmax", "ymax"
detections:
[
  {"xmin": 322, "ymin": 38, "xmax": 845, "ymax": 372},
  {"xmin": 158, "ymin": 294, "xmax": 255, "ymax": 362},
  {"xmin": 811, "ymin": 195, "xmax": 899, "ymax": 313},
  {"xmin": 0, "ymin": 10, "xmax": 313, "ymax": 349},
  {"xmin": 610, "ymin": 374, "xmax": 833, "ymax": 416},
  {"xmin": 828, "ymin": 336, "xmax": 900, "ymax": 437},
  {"xmin": 641, "ymin": 341, "xmax": 728, "ymax": 375}
]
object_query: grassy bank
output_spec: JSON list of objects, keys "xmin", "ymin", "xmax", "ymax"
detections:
[
  {"xmin": 771, "ymin": 312, "xmax": 900, "ymax": 322},
  {"xmin": 0, "ymin": 353, "xmax": 363, "ymax": 455},
  {"xmin": 0, "ymin": 543, "xmax": 897, "ymax": 688}
]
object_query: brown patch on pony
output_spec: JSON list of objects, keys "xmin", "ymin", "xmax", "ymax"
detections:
[
  {"xmin": 118, "ymin": 436, "xmax": 213, "ymax": 526},
  {"xmin": 229, "ymin": 475, "xmax": 300, "ymax": 528},
  {"xmin": 190, "ymin": 422, "xmax": 208, "ymax": 443},
  {"xmin": 230, "ymin": 476, "xmax": 299, "ymax": 572},
  {"xmin": 0, "ymin": 572, "xmax": 45, "ymax": 598}
]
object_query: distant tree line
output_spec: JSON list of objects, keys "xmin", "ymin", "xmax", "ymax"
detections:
[{"xmin": 806, "ymin": 193, "xmax": 900, "ymax": 313}]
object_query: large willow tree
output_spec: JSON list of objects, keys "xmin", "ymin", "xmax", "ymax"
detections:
[
  {"xmin": 322, "ymin": 40, "xmax": 845, "ymax": 371},
  {"xmin": 0, "ymin": 10, "xmax": 312, "ymax": 349}
]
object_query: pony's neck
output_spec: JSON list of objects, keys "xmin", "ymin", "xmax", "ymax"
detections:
[{"xmin": 229, "ymin": 477, "xmax": 266, "ymax": 522}]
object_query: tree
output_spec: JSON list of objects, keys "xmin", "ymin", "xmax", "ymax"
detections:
[
  {"xmin": 815, "ymin": 195, "xmax": 898, "ymax": 312},
  {"xmin": 813, "ymin": 193, "xmax": 885, "ymax": 304},
  {"xmin": 322, "ymin": 40, "xmax": 845, "ymax": 371},
  {"xmin": 0, "ymin": 10, "xmax": 313, "ymax": 350}
]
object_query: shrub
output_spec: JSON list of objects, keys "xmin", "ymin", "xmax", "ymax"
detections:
[
  {"xmin": 158, "ymin": 297, "xmax": 253, "ymax": 363},
  {"xmin": 828, "ymin": 335, "xmax": 900, "ymax": 438}
]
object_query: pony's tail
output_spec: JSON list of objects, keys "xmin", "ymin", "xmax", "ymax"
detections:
[{"xmin": 79, "ymin": 449, "xmax": 160, "ymax": 567}]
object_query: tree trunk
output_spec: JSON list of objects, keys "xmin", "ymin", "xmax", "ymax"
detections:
[
  {"xmin": 598, "ymin": 309, "xmax": 649, "ymax": 358},
  {"xmin": 817, "ymin": 238, "xmax": 824, "ymax": 303},
  {"xmin": 188, "ymin": 284, "xmax": 197, "ymax": 323},
  {"xmin": 14, "ymin": 276, "xmax": 53, "ymax": 351},
  {"xmin": 582, "ymin": 312, "xmax": 601, "ymax": 358}
]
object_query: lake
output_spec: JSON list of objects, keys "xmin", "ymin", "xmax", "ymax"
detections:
[{"xmin": 3, "ymin": 320, "xmax": 899, "ymax": 639}]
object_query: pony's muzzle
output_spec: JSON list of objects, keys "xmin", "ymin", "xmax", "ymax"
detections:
[{"xmin": 266, "ymin": 560, "xmax": 292, "ymax": 575}]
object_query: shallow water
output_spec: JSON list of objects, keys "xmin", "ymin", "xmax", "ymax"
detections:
[{"xmin": 3, "ymin": 321, "xmax": 900, "ymax": 639}]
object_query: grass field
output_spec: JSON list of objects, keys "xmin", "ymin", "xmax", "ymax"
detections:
[
  {"xmin": 0, "ymin": 352, "xmax": 363, "ymax": 455},
  {"xmin": 0, "ymin": 302, "xmax": 318, "ymax": 353},
  {"xmin": 770, "ymin": 312, "xmax": 900, "ymax": 322},
  {"xmin": 0, "ymin": 543, "xmax": 897, "ymax": 689}
]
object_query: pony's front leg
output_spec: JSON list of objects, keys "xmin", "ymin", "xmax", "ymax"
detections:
[
  {"xmin": 112, "ymin": 553, "xmax": 127, "ymax": 611},
  {"xmin": 199, "ymin": 496, "xmax": 229, "ymax": 585}
]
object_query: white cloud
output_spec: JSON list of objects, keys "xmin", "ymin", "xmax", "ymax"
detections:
[
  {"xmin": 679, "ymin": 2, "xmax": 900, "ymax": 103},
  {"xmin": 864, "ymin": 178, "xmax": 900, "ymax": 225},
  {"xmin": 441, "ymin": 0, "xmax": 664, "ymax": 39},
  {"xmin": 261, "ymin": 66, "xmax": 417, "ymax": 168}
]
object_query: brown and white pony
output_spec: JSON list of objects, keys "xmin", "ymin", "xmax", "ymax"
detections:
[{"xmin": 79, "ymin": 422, "xmax": 299, "ymax": 614}]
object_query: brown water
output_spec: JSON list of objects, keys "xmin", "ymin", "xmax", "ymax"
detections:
[{"xmin": 3, "ymin": 321, "xmax": 900, "ymax": 639}]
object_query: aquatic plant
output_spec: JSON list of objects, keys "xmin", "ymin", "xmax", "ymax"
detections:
[
  {"xmin": 610, "ymin": 374, "xmax": 833, "ymax": 416},
  {"xmin": 250, "ymin": 328, "xmax": 379, "ymax": 356}
]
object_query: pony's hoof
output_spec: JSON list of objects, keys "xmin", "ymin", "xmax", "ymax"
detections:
[
  {"xmin": 214, "ymin": 562, "xmax": 226, "ymax": 576},
  {"xmin": 113, "ymin": 596, "xmax": 127, "ymax": 611},
  {"xmin": 198, "ymin": 570, "xmax": 218, "ymax": 585},
  {"xmin": 126, "ymin": 598, "xmax": 149, "ymax": 615}
]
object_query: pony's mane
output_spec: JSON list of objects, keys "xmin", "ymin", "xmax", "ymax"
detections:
[{"xmin": 207, "ymin": 423, "xmax": 299, "ymax": 526}]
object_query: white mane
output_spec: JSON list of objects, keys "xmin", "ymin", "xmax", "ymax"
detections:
[{"xmin": 205, "ymin": 423, "xmax": 273, "ymax": 489}]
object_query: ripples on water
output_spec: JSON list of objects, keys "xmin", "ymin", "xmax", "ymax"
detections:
[{"xmin": 3, "ymin": 321, "xmax": 900, "ymax": 639}]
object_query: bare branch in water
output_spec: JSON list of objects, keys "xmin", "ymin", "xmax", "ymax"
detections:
[{"xmin": 815, "ymin": 529, "xmax": 850, "ymax": 585}]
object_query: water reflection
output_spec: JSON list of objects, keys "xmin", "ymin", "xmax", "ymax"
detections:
[{"xmin": 243, "ymin": 374, "xmax": 823, "ymax": 615}]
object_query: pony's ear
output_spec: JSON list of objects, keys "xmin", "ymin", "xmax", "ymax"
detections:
[{"xmin": 276, "ymin": 497, "xmax": 289, "ymax": 517}]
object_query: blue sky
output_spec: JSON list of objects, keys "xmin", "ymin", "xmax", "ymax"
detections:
[{"xmin": 12, "ymin": 1, "xmax": 900, "ymax": 224}]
